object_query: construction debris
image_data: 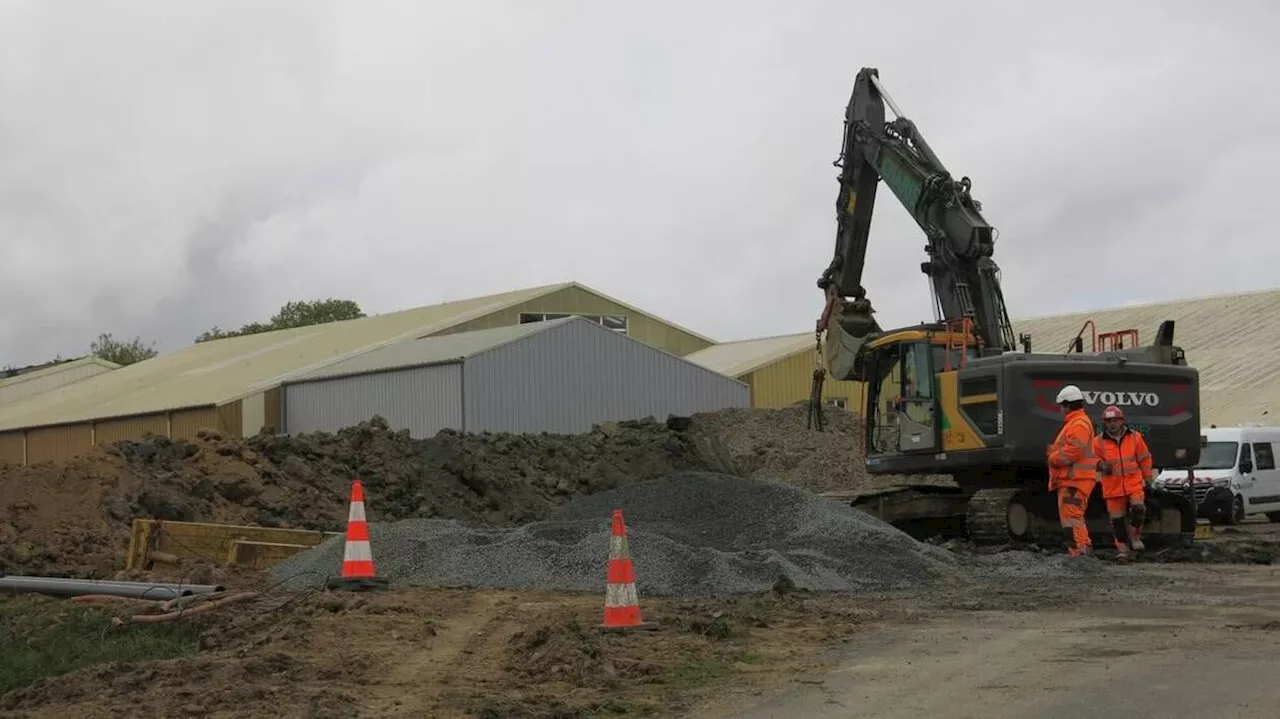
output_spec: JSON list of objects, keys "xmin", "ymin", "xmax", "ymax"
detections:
[{"xmin": 271, "ymin": 472, "xmax": 959, "ymax": 595}]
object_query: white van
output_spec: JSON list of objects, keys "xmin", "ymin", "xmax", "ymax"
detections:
[{"xmin": 1155, "ymin": 425, "xmax": 1280, "ymax": 525}]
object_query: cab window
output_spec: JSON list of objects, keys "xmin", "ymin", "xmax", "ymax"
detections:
[{"xmin": 1255, "ymin": 442, "xmax": 1276, "ymax": 471}]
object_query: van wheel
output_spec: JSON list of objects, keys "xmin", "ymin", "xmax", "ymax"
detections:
[
  {"xmin": 1227, "ymin": 496, "xmax": 1245, "ymax": 525},
  {"xmin": 1267, "ymin": 512, "xmax": 1280, "ymax": 523}
]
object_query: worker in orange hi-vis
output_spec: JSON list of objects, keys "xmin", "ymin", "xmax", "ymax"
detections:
[
  {"xmin": 1046, "ymin": 385, "xmax": 1099, "ymax": 557},
  {"xmin": 1092, "ymin": 404, "xmax": 1153, "ymax": 561}
]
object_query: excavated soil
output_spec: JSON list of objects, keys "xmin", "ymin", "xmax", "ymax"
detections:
[
  {"xmin": 0, "ymin": 405, "xmax": 891, "ymax": 578},
  {"xmin": 693, "ymin": 404, "xmax": 951, "ymax": 493}
]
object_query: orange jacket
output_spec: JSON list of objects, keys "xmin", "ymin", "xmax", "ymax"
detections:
[
  {"xmin": 1092, "ymin": 428, "xmax": 1153, "ymax": 495},
  {"xmin": 1047, "ymin": 408, "xmax": 1098, "ymax": 490}
]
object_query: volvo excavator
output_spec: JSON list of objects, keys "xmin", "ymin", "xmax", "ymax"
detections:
[{"xmin": 815, "ymin": 68, "xmax": 1202, "ymax": 548}]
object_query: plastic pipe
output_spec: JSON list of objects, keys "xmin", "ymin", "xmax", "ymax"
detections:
[{"xmin": 0, "ymin": 576, "xmax": 224, "ymax": 601}]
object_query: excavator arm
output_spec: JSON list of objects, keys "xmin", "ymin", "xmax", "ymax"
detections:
[{"xmin": 817, "ymin": 67, "xmax": 1016, "ymax": 380}]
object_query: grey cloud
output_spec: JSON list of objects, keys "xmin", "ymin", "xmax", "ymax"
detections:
[{"xmin": 1, "ymin": 0, "xmax": 1277, "ymax": 366}]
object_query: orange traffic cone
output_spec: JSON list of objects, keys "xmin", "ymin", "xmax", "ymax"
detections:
[
  {"xmin": 601, "ymin": 509, "xmax": 656, "ymax": 632},
  {"xmin": 326, "ymin": 479, "xmax": 390, "ymax": 591}
]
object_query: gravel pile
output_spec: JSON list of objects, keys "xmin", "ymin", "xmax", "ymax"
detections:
[{"xmin": 272, "ymin": 471, "xmax": 959, "ymax": 595}]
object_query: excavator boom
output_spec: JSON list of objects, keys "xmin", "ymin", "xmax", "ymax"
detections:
[{"xmin": 818, "ymin": 68, "xmax": 1015, "ymax": 379}]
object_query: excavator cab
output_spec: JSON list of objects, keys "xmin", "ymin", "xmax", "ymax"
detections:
[{"xmin": 860, "ymin": 325, "xmax": 982, "ymax": 460}]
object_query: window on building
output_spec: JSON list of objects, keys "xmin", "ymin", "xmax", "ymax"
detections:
[
  {"xmin": 825, "ymin": 398, "xmax": 847, "ymax": 409},
  {"xmin": 1255, "ymin": 442, "xmax": 1276, "ymax": 471},
  {"xmin": 517, "ymin": 312, "xmax": 629, "ymax": 334}
]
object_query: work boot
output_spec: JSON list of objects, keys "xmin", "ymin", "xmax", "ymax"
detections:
[
  {"xmin": 1129, "ymin": 526, "xmax": 1145, "ymax": 552},
  {"xmin": 1111, "ymin": 517, "xmax": 1131, "ymax": 554},
  {"xmin": 1114, "ymin": 542, "xmax": 1132, "ymax": 562},
  {"xmin": 1063, "ymin": 528, "xmax": 1078, "ymax": 555}
]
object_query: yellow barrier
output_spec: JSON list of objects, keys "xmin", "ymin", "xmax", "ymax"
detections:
[{"xmin": 125, "ymin": 519, "xmax": 340, "ymax": 571}]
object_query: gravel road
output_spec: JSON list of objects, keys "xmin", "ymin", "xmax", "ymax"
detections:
[{"xmin": 703, "ymin": 563, "xmax": 1280, "ymax": 719}]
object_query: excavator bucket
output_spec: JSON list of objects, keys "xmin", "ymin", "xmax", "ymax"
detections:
[
  {"xmin": 819, "ymin": 293, "xmax": 879, "ymax": 383},
  {"xmin": 821, "ymin": 314, "xmax": 866, "ymax": 383}
]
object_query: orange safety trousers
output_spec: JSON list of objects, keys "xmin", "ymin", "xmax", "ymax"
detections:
[
  {"xmin": 1057, "ymin": 482, "xmax": 1096, "ymax": 554},
  {"xmin": 1047, "ymin": 409, "xmax": 1100, "ymax": 555}
]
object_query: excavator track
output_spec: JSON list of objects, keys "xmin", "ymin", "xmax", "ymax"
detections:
[
  {"xmin": 965, "ymin": 488, "xmax": 1063, "ymax": 546},
  {"xmin": 843, "ymin": 484, "xmax": 1196, "ymax": 551}
]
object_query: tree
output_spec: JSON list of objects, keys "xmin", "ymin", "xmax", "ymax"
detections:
[
  {"xmin": 196, "ymin": 298, "xmax": 366, "ymax": 343},
  {"xmin": 90, "ymin": 333, "xmax": 158, "ymax": 366}
]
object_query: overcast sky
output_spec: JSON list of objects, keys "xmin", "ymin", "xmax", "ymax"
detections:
[{"xmin": 1, "ymin": 0, "xmax": 1276, "ymax": 366}]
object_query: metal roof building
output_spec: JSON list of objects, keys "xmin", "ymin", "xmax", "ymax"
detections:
[
  {"xmin": 687, "ymin": 288, "xmax": 1280, "ymax": 424},
  {"xmin": 1013, "ymin": 288, "xmax": 1280, "ymax": 427},
  {"xmin": 0, "ymin": 357, "xmax": 119, "ymax": 406},
  {"xmin": 0, "ymin": 282, "xmax": 717, "ymax": 465},
  {"xmin": 281, "ymin": 316, "xmax": 748, "ymax": 436},
  {"xmin": 684, "ymin": 333, "xmax": 868, "ymax": 409}
]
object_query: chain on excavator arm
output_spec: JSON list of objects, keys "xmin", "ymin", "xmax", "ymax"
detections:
[{"xmin": 817, "ymin": 68, "xmax": 1017, "ymax": 379}]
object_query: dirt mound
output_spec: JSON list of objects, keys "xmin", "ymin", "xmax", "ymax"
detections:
[
  {"xmin": 0, "ymin": 405, "xmax": 921, "ymax": 580},
  {"xmin": 0, "ymin": 416, "xmax": 718, "ymax": 578},
  {"xmin": 689, "ymin": 403, "xmax": 951, "ymax": 492}
]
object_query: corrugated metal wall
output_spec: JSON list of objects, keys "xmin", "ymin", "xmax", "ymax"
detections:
[
  {"xmin": 745, "ymin": 352, "xmax": 868, "ymax": 410},
  {"xmin": 26, "ymin": 425, "xmax": 94, "ymax": 464},
  {"xmin": 264, "ymin": 387, "xmax": 282, "ymax": 431},
  {"xmin": 0, "ymin": 361, "xmax": 114, "ymax": 405},
  {"xmin": 95, "ymin": 415, "xmax": 169, "ymax": 443},
  {"xmin": 464, "ymin": 318, "xmax": 749, "ymax": 433},
  {"xmin": 241, "ymin": 392, "xmax": 267, "ymax": 436},
  {"xmin": 0, "ymin": 406, "xmax": 235, "ymax": 466},
  {"xmin": 0, "ymin": 431, "xmax": 26, "ymax": 464},
  {"xmin": 171, "ymin": 407, "xmax": 218, "ymax": 440},
  {"xmin": 282, "ymin": 364, "xmax": 464, "ymax": 437}
]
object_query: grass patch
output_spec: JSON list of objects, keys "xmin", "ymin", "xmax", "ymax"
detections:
[
  {"xmin": 666, "ymin": 657, "xmax": 736, "ymax": 688},
  {"xmin": 0, "ymin": 597, "xmax": 203, "ymax": 695}
]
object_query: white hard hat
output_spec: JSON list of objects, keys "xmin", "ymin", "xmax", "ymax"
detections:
[{"xmin": 1056, "ymin": 385, "xmax": 1084, "ymax": 404}]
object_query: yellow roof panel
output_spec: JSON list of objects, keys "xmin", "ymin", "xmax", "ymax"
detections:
[
  {"xmin": 684, "ymin": 333, "xmax": 814, "ymax": 377},
  {"xmin": 0, "ymin": 283, "xmax": 570, "ymax": 431}
]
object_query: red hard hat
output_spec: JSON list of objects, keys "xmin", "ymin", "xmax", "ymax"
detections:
[{"xmin": 1102, "ymin": 405, "xmax": 1124, "ymax": 420}]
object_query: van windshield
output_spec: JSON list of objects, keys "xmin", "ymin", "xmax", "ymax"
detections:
[{"xmin": 1194, "ymin": 441, "xmax": 1239, "ymax": 470}]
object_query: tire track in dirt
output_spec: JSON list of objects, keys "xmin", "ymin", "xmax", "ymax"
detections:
[{"xmin": 361, "ymin": 590, "xmax": 516, "ymax": 717}]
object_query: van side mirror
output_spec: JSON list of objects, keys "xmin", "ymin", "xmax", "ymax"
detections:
[{"xmin": 1241, "ymin": 459, "xmax": 1253, "ymax": 474}]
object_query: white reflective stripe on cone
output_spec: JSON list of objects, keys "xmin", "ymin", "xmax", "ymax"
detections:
[
  {"xmin": 348, "ymin": 502, "xmax": 366, "ymax": 523},
  {"xmin": 344, "ymin": 539, "xmax": 373, "ymax": 562},
  {"xmin": 609, "ymin": 535, "xmax": 625, "ymax": 559},
  {"xmin": 605, "ymin": 582, "xmax": 637, "ymax": 607}
]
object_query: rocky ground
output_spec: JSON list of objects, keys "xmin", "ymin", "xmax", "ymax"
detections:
[
  {"xmin": 4, "ymin": 550, "xmax": 1279, "ymax": 719},
  {"xmin": 4, "ymin": 404, "xmax": 1280, "ymax": 717}
]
